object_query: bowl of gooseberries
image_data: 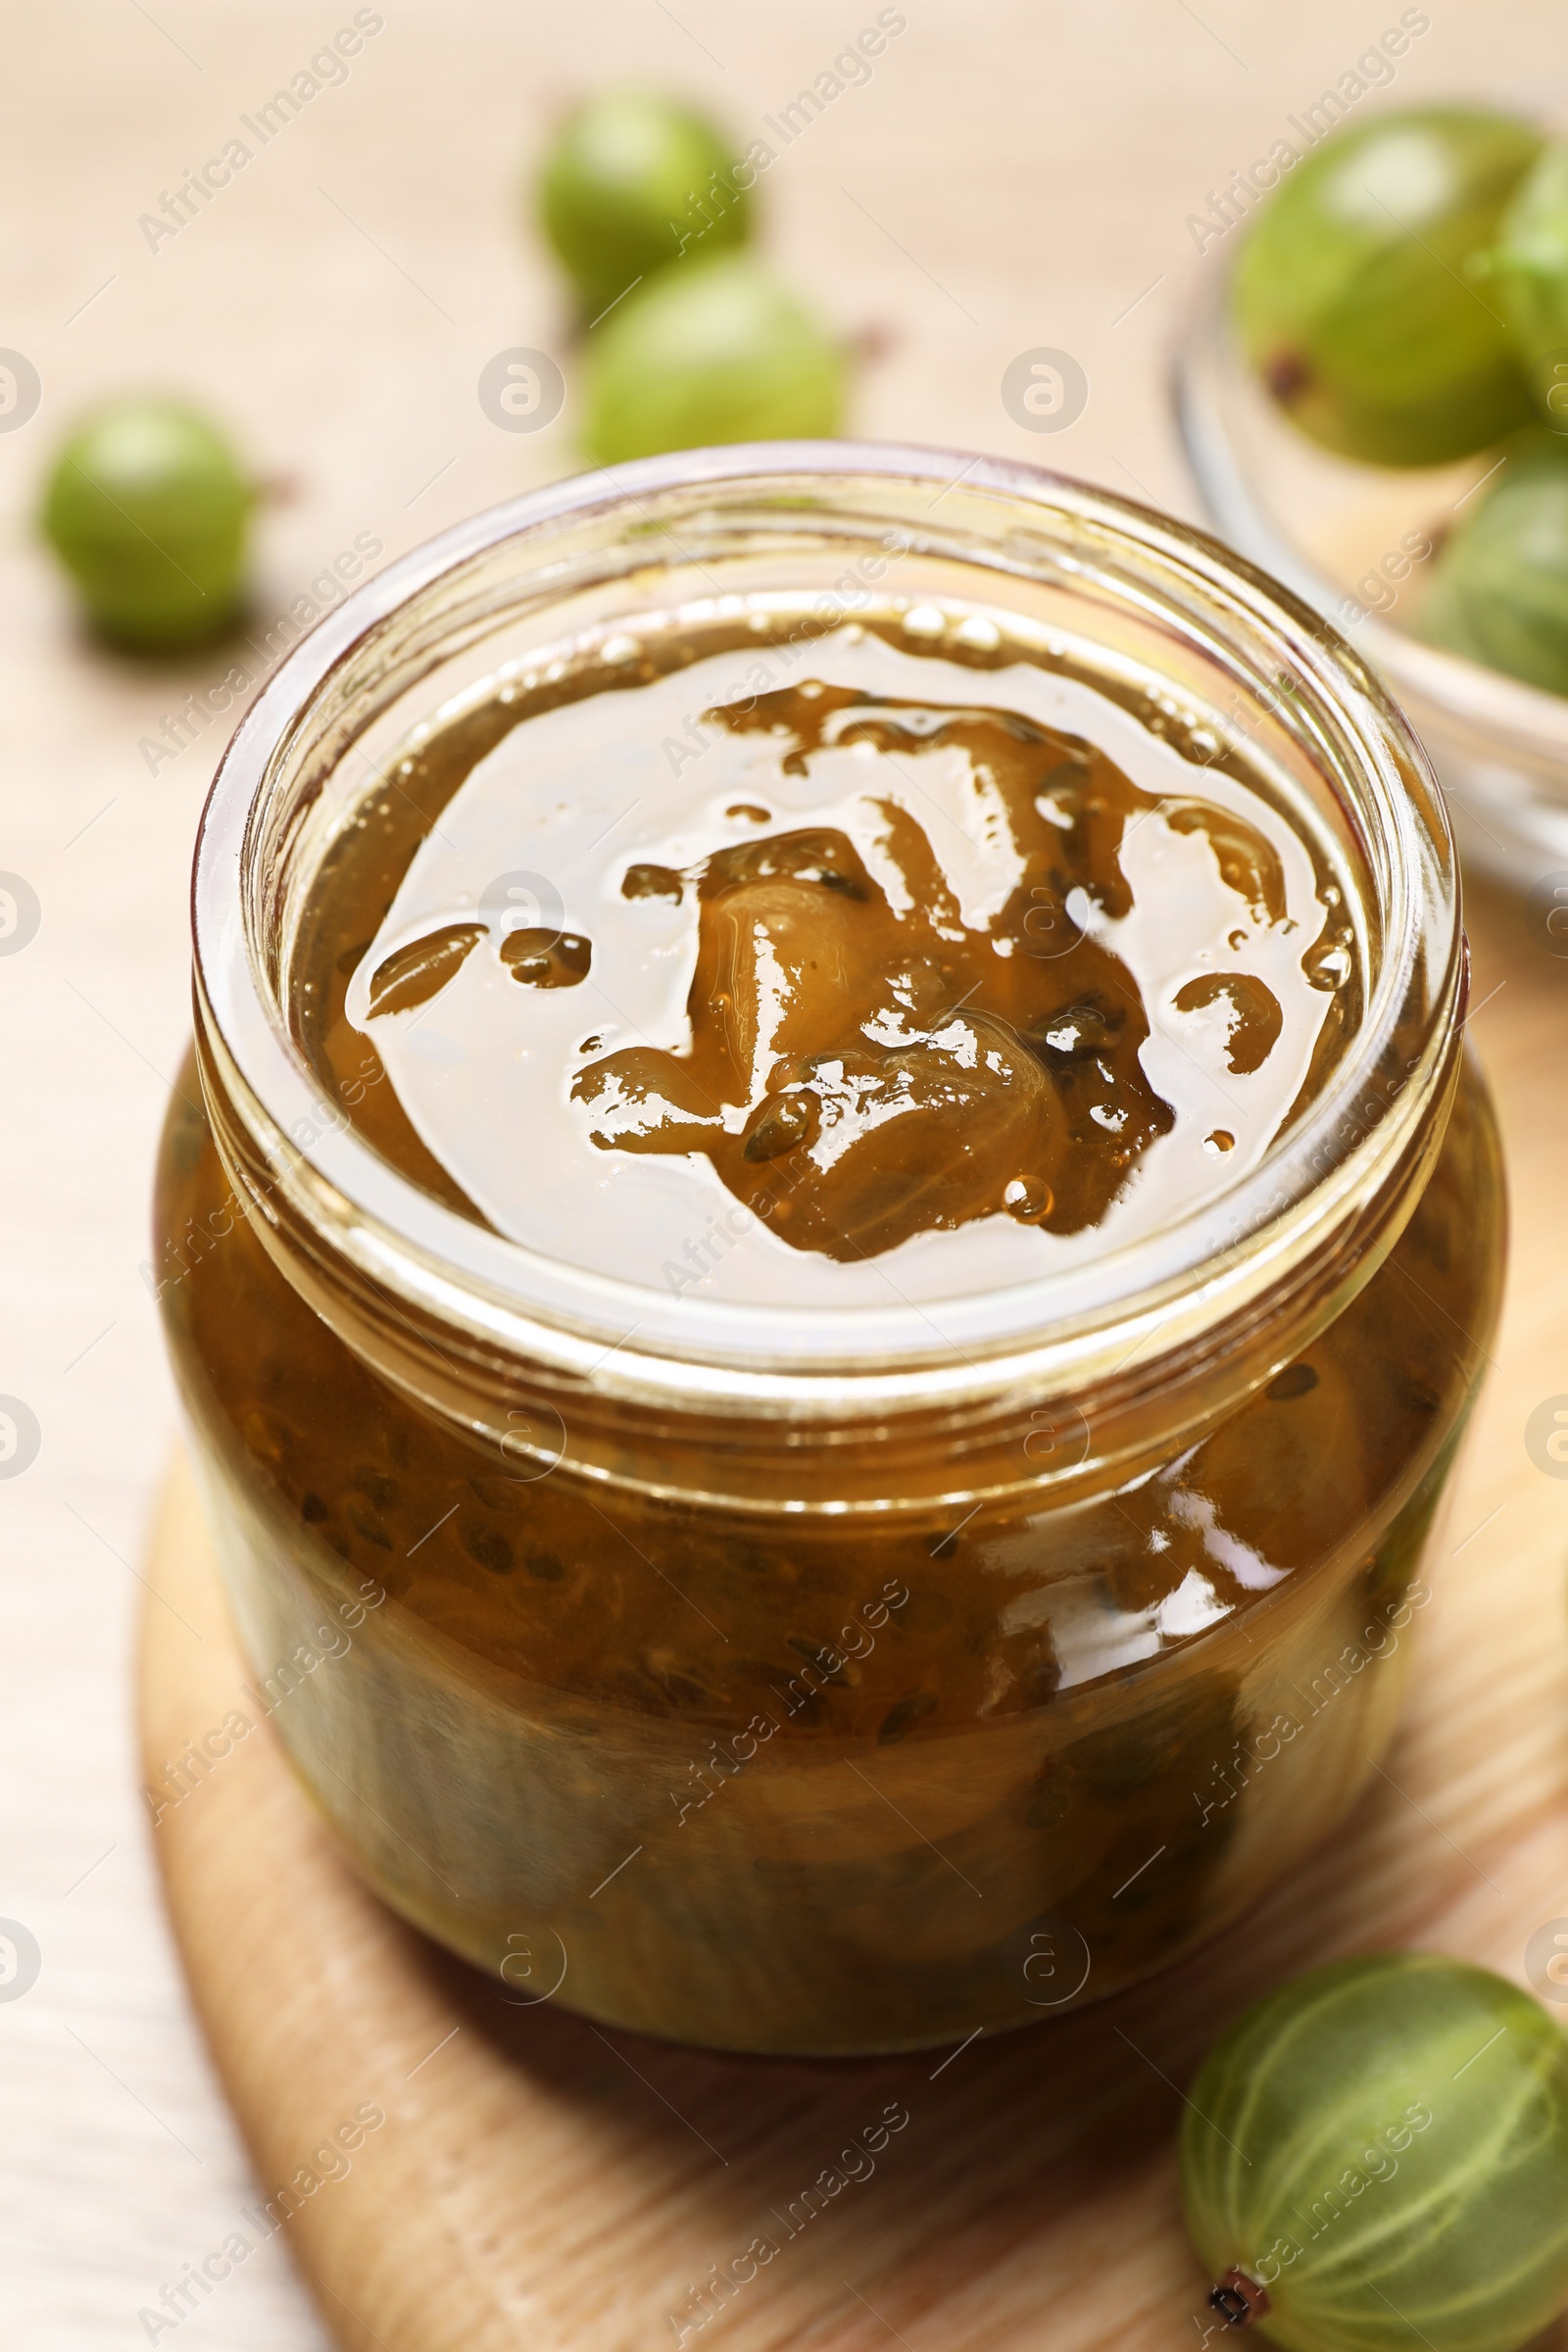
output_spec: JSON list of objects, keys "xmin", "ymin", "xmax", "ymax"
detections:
[{"xmin": 1174, "ymin": 101, "xmax": 1568, "ymax": 890}]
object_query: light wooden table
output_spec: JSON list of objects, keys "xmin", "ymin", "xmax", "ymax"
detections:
[{"xmin": 5, "ymin": 4, "xmax": 1567, "ymax": 2344}]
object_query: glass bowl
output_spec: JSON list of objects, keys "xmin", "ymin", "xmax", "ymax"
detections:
[{"xmin": 1174, "ymin": 259, "xmax": 1568, "ymax": 891}]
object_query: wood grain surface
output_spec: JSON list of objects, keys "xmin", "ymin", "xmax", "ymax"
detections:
[
  {"xmin": 139, "ymin": 871, "xmax": 1568, "ymax": 2352},
  {"xmin": 9, "ymin": 4, "xmax": 1568, "ymax": 2344}
]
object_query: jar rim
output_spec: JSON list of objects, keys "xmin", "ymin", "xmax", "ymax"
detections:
[{"xmin": 191, "ymin": 439, "xmax": 1459, "ymax": 1416}]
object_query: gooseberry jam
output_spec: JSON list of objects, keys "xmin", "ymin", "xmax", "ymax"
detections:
[
  {"xmin": 303, "ymin": 622, "xmax": 1353, "ymax": 1278},
  {"xmin": 153, "ymin": 449, "xmax": 1502, "ymax": 2053}
]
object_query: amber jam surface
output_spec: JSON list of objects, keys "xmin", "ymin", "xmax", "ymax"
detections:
[
  {"xmin": 296, "ymin": 617, "xmax": 1359, "ymax": 1303},
  {"xmin": 158, "ymin": 594, "xmax": 1501, "ymax": 2056}
]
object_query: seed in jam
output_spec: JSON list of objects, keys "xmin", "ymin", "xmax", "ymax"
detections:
[
  {"xmin": 741, "ymin": 1090, "xmax": 819, "ymax": 1163},
  {"xmin": 500, "ymin": 927, "xmax": 593, "ymax": 988},
  {"xmin": 620, "ymin": 862, "xmax": 684, "ymax": 902},
  {"xmin": 368, "ymin": 923, "xmax": 485, "ymax": 1017}
]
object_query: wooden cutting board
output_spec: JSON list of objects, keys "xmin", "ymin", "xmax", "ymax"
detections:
[{"xmin": 139, "ymin": 871, "xmax": 1568, "ymax": 2352}]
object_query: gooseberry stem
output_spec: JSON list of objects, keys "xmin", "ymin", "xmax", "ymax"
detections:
[{"xmin": 1208, "ymin": 2271, "xmax": 1270, "ymax": 2328}]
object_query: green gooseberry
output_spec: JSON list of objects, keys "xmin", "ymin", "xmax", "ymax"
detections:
[
  {"xmin": 42, "ymin": 398, "xmax": 252, "ymax": 653},
  {"xmin": 1233, "ymin": 107, "xmax": 1542, "ymax": 466},
  {"xmin": 1418, "ymin": 429, "xmax": 1568, "ymax": 696},
  {"xmin": 580, "ymin": 252, "xmax": 845, "ymax": 466},
  {"xmin": 1181, "ymin": 1953, "xmax": 1568, "ymax": 2352},
  {"xmin": 1478, "ymin": 141, "xmax": 1568, "ymax": 430},
  {"xmin": 537, "ymin": 89, "xmax": 751, "ymax": 321}
]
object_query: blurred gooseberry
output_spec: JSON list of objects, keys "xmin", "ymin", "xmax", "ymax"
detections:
[
  {"xmin": 1233, "ymin": 107, "xmax": 1542, "ymax": 466},
  {"xmin": 42, "ymin": 397, "xmax": 252, "ymax": 652},
  {"xmin": 537, "ymin": 89, "xmax": 750, "ymax": 320},
  {"xmin": 580, "ymin": 252, "xmax": 845, "ymax": 464},
  {"xmin": 1479, "ymin": 141, "xmax": 1568, "ymax": 430},
  {"xmin": 1418, "ymin": 429, "xmax": 1568, "ymax": 695}
]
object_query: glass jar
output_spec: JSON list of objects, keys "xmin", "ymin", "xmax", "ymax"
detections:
[{"xmin": 152, "ymin": 443, "xmax": 1503, "ymax": 2056}]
